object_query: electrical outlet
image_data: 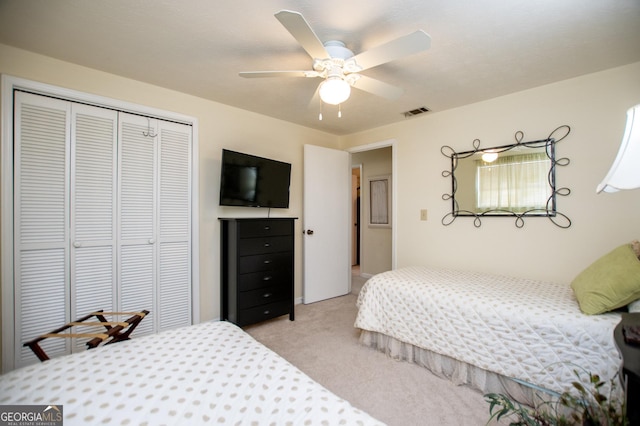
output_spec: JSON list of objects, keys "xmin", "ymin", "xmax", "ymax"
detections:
[{"xmin": 420, "ymin": 209, "xmax": 428, "ymax": 221}]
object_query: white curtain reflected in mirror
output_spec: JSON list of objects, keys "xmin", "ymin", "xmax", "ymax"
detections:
[{"xmin": 456, "ymin": 148, "xmax": 552, "ymax": 214}]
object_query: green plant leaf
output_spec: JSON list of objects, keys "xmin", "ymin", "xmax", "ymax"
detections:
[{"xmin": 486, "ymin": 366, "xmax": 627, "ymax": 426}]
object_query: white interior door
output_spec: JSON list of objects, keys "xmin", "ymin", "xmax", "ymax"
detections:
[{"xmin": 303, "ymin": 144, "xmax": 351, "ymax": 304}]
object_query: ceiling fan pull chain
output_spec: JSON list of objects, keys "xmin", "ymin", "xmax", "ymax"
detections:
[
  {"xmin": 318, "ymin": 98, "xmax": 323, "ymax": 121},
  {"xmin": 338, "ymin": 104, "xmax": 342, "ymax": 118}
]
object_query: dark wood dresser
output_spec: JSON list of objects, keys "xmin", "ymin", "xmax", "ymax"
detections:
[
  {"xmin": 219, "ymin": 218, "xmax": 296, "ymax": 327},
  {"xmin": 614, "ymin": 312, "xmax": 640, "ymax": 425}
]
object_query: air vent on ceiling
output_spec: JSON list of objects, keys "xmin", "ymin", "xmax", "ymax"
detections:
[{"xmin": 403, "ymin": 106, "xmax": 430, "ymax": 118}]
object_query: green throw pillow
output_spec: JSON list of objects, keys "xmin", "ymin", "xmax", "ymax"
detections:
[{"xmin": 571, "ymin": 243, "xmax": 640, "ymax": 315}]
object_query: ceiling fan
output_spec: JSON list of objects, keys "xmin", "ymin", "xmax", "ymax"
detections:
[{"xmin": 239, "ymin": 10, "xmax": 431, "ymax": 110}]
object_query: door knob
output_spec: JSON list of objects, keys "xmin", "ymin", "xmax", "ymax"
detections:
[{"xmin": 305, "ymin": 229, "xmax": 314, "ymax": 235}]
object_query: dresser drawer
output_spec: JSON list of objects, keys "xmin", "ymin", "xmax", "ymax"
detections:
[
  {"xmin": 238, "ymin": 235, "xmax": 293, "ymax": 256},
  {"xmin": 238, "ymin": 300, "xmax": 290, "ymax": 326},
  {"xmin": 238, "ymin": 220, "xmax": 292, "ymax": 238},
  {"xmin": 238, "ymin": 269, "xmax": 291, "ymax": 291},
  {"xmin": 239, "ymin": 286, "xmax": 289, "ymax": 309},
  {"xmin": 239, "ymin": 252, "xmax": 292, "ymax": 274}
]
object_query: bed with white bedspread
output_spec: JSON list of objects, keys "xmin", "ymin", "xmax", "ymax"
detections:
[
  {"xmin": 354, "ymin": 266, "xmax": 622, "ymax": 403},
  {"xmin": 0, "ymin": 320, "xmax": 383, "ymax": 425}
]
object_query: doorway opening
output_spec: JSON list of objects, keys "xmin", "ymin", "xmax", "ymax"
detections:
[{"xmin": 349, "ymin": 142, "xmax": 395, "ymax": 284}]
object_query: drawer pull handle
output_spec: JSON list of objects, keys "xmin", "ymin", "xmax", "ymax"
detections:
[
  {"xmin": 264, "ymin": 226, "xmax": 270, "ymax": 230},
  {"xmin": 263, "ymin": 276, "xmax": 272, "ymax": 281},
  {"xmin": 263, "ymin": 310, "xmax": 270, "ymax": 315},
  {"xmin": 263, "ymin": 293, "xmax": 272, "ymax": 298},
  {"xmin": 263, "ymin": 260, "xmax": 271, "ymax": 264},
  {"xmin": 264, "ymin": 243, "xmax": 271, "ymax": 247}
]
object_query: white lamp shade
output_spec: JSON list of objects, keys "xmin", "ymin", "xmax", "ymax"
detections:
[
  {"xmin": 319, "ymin": 78, "xmax": 351, "ymax": 105},
  {"xmin": 597, "ymin": 104, "xmax": 640, "ymax": 193}
]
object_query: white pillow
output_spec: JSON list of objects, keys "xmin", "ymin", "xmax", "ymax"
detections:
[{"xmin": 629, "ymin": 299, "xmax": 640, "ymax": 313}]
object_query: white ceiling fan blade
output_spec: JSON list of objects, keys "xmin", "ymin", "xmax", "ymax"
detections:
[
  {"xmin": 239, "ymin": 70, "xmax": 321, "ymax": 78},
  {"xmin": 351, "ymin": 75, "xmax": 404, "ymax": 100},
  {"xmin": 275, "ymin": 10, "xmax": 329, "ymax": 60},
  {"xmin": 350, "ymin": 30, "xmax": 431, "ymax": 71},
  {"xmin": 307, "ymin": 86, "xmax": 321, "ymax": 109}
]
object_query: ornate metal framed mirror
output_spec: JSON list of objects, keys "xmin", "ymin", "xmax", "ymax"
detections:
[{"xmin": 441, "ymin": 125, "xmax": 571, "ymax": 228}]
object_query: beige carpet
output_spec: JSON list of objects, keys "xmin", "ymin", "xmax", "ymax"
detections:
[{"xmin": 244, "ymin": 275, "xmax": 502, "ymax": 426}]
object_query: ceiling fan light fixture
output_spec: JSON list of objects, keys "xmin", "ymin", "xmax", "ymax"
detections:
[{"xmin": 319, "ymin": 77, "xmax": 351, "ymax": 105}]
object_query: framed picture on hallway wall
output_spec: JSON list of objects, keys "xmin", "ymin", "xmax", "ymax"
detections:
[{"xmin": 368, "ymin": 174, "xmax": 391, "ymax": 228}]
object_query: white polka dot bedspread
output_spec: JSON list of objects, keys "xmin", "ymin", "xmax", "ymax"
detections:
[
  {"xmin": 0, "ymin": 320, "xmax": 383, "ymax": 425},
  {"xmin": 354, "ymin": 266, "xmax": 622, "ymax": 395}
]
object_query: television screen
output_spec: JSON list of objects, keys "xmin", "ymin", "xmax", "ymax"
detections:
[{"xmin": 219, "ymin": 149, "xmax": 291, "ymax": 208}]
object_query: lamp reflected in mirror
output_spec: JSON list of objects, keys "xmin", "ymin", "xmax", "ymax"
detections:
[{"xmin": 481, "ymin": 150, "xmax": 498, "ymax": 163}]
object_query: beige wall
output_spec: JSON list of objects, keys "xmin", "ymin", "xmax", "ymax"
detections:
[
  {"xmin": 0, "ymin": 44, "xmax": 339, "ymax": 328},
  {"xmin": 2, "ymin": 41, "xmax": 640, "ymax": 338},
  {"xmin": 351, "ymin": 147, "xmax": 393, "ymax": 275},
  {"xmin": 341, "ymin": 61, "xmax": 640, "ymax": 284}
]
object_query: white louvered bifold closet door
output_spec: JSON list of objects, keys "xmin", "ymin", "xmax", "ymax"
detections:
[
  {"xmin": 118, "ymin": 115, "xmax": 193, "ymax": 334},
  {"xmin": 118, "ymin": 113, "xmax": 158, "ymax": 336},
  {"xmin": 14, "ymin": 92, "xmax": 71, "ymax": 367},
  {"xmin": 12, "ymin": 93, "xmax": 193, "ymax": 369},
  {"xmin": 157, "ymin": 121, "xmax": 192, "ymax": 330},
  {"xmin": 70, "ymin": 105, "xmax": 118, "ymax": 351}
]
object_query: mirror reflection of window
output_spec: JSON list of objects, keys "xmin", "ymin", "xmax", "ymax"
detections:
[
  {"xmin": 474, "ymin": 151, "xmax": 551, "ymax": 213},
  {"xmin": 452, "ymin": 144, "xmax": 555, "ymax": 216}
]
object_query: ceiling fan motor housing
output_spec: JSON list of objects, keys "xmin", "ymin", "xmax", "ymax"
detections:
[
  {"xmin": 323, "ymin": 40, "xmax": 354, "ymax": 60},
  {"xmin": 314, "ymin": 41, "xmax": 362, "ymax": 79}
]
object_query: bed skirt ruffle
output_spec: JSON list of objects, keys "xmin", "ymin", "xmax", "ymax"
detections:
[{"xmin": 358, "ymin": 329, "xmax": 560, "ymax": 409}]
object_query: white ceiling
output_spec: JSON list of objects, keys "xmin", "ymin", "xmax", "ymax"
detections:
[{"xmin": 1, "ymin": 0, "xmax": 639, "ymax": 135}]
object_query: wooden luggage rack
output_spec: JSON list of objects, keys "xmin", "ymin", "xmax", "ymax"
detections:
[{"xmin": 24, "ymin": 309, "xmax": 149, "ymax": 362}]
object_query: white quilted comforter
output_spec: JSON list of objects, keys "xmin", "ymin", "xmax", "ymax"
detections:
[
  {"xmin": 355, "ymin": 266, "xmax": 622, "ymax": 395},
  {"xmin": 0, "ymin": 321, "xmax": 382, "ymax": 425}
]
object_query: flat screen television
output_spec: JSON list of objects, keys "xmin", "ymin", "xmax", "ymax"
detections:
[{"xmin": 219, "ymin": 149, "xmax": 291, "ymax": 208}]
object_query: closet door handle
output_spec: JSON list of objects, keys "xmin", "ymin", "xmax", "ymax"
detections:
[
  {"xmin": 148, "ymin": 238, "xmax": 155, "ymax": 244},
  {"xmin": 73, "ymin": 242, "xmax": 82, "ymax": 248}
]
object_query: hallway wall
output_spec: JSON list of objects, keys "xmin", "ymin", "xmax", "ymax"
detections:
[{"xmin": 351, "ymin": 147, "xmax": 392, "ymax": 276}]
